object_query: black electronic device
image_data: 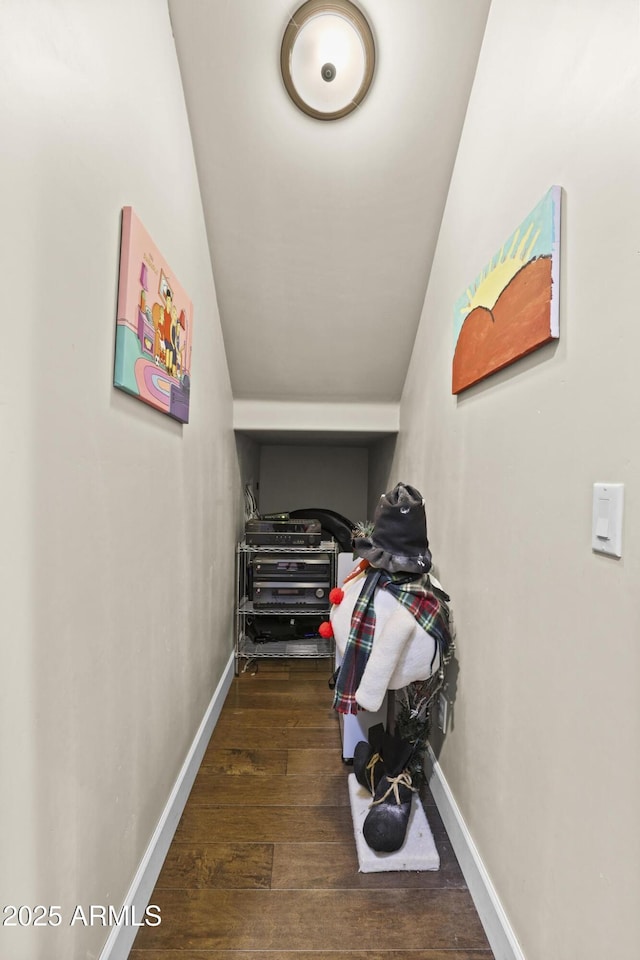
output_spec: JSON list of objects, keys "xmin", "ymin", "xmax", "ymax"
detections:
[
  {"xmin": 251, "ymin": 553, "xmax": 332, "ymax": 582},
  {"xmin": 252, "ymin": 582, "xmax": 329, "ymax": 609},
  {"xmin": 245, "ymin": 518, "xmax": 322, "ymax": 547},
  {"xmin": 244, "ymin": 614, "xmax": 325, "ymax": 644}
]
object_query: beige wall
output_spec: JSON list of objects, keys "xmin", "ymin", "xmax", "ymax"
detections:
[
  {"xmin": 0, "ymin": 2, "xmax": 239, "ymax": 958},
  {"xmin": 395, "ymin": 1, "xmax": 640, "ymax": 958},
  {"xmin": 235, "ymin": 433, "xmax": 261, "ymax": 516},
  {"xmin": 259, "ymin": 445, "xmax": 369, "ymax": 521},
  {"xmin": 367, "ymin": 436, "xmax": 398, "ymax": 520}
]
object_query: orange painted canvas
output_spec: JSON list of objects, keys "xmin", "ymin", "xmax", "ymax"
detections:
[
  {"xmin": 114, "ymin": 207, "xmax": 193, "ymax": 422},
  {"xmin": 452, "ymin": 186, "xmax": 560, "ymax": 394}
]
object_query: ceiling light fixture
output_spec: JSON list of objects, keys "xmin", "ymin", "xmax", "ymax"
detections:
[{"xmin": 281, "ymin": 0, "xmax": 375, "ymax": 121}]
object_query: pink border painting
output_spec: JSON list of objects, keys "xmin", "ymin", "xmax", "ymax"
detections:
[{"xmin": 114, "ymin": 207, "xmax": 193, "ymax": 423}]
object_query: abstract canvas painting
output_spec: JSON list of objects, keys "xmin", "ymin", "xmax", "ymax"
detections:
[
  {"xmin": 114, "ymin": 207, "xmax": 193, "ymax": 422},
  {"xmin": 452, "ymin": 185, "xmax": 561, "ymax": 394}
]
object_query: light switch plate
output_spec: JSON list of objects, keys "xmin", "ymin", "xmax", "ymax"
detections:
[{"xmin": 592, "ymin": 483, "xmax": 624, "ymax": 558}]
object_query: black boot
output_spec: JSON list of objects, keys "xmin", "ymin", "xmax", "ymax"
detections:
[
  {"xmin": 362, "ymin": 768, "xmax": 416, "ymax": 852},
  {"xmin": 353, "ymin": 723, "xmax": 385, "ymax": 794},
  {"xmin": 361, "ymin": 733, "xmax": 416, "ymax": 853}
]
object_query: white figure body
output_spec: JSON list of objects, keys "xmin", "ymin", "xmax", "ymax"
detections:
[{"xmin": 330, "ymin": 564, "xmax": 443, "ymax": 712}]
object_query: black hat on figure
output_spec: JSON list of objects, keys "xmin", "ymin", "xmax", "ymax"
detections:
[{"xmin": 353, "ymin": 482, "xmax": 432, "ymax": 575}]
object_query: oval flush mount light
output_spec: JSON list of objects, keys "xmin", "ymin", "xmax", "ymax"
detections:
[{"xmin": 281, "ymin": 0, "xmax": 375, "ymax": 120}]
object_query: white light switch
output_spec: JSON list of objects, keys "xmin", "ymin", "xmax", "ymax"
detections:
[{"xmin": 592, "ymin": 483, "xmax": 624, "ymax": 558}]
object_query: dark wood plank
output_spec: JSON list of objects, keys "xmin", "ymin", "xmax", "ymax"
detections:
[
  {"xmin": 223, "ymin": 693, "xmax": 337, "ymax": 716},
  {"xmin": 132, "ymin": 888, "xmax": 491, "ymax": 952},
  {"xmin": 234, "ymin": 673, "xmax": 333, "ymax": 703},
  {"xmin": 213, "ymin": 706, "xmax": 337, "ymax": 729},
  {"xmin": 286, "ymin": 747, "xmax": 349, "ymax": 775},
  {"xmin": 236, "ymin": 667, "xmax": 291, "ymax": 680},
  {"xmin": 156, "ymin": 842, "xmax": 272, "ymax": 889},
  {"xmin": 285, "ymin": 657, "xmax": 334, "ymax": 673},
  {"xmin": 187, "ymin": 772, "xmax": 349, "ymax": 807},
  {"xmin": 237, "ymin": 657, "xmax": 333, "ymax": 676},
  {"xmin": 175, "ymin": 804, "xmax": 354, "ymax": 843},
  {"xmin": 197, "ymin": 747, "xmax": 287, "ymax": 775},
  {"xmin": 271, "ymin": 840, "xmax": 466, "ymax": 889},
  {"xmin": 131, "ymin": 951, "xmax": 492, "ymax": 960},
  {"xmin": 205, "ymin": 723, "xmax": 340, "ymax": 753}
]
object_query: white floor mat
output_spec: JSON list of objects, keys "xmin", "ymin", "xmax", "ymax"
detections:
[{"xmin": 347, "ymin": 773, "xmax": 440, "ymax": 873}]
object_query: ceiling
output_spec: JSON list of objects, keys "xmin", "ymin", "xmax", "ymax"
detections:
[{"xmin": 168, "ymin": 0, "xmax": 491, "ymax": 407}]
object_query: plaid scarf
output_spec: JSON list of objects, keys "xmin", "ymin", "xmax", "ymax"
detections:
[{"xmin": 333, "ymin": 566, "xmax": 451, "ymax": 715}]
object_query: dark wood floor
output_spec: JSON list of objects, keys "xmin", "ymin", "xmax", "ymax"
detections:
[{"xmin": 130, "ymin": 658, "xmax": 494, "ymax": 960}]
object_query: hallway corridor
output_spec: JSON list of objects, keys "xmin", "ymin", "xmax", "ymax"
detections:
[{"xmin": 130, "ymin": 659, "xmax": 493, "ymax": 958}]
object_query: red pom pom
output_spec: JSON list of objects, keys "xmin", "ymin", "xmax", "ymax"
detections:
[
  {"xmin": 329, "ymin": 587, "xmax": 344, "ymax": 605},
  {"xmin": 318, "ymin": 621, "xmax": 334, "ymax": 639}
]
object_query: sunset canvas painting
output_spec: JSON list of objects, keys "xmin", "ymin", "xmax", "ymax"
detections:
[{"xmin": 452, "ymin": 185, "xmax": 561, "ymax": 394}]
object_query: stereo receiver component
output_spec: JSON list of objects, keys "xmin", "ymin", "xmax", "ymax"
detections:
[
  {"xmin": 245, "ymin": 518, "xmax": 322, "ymax": 547},
  {"xmin": 252, "ymin": 583, "xmax": 330, "ymax": 609},
  {"xmin": 251, "ymin": 553, "xmax": 331, "ymax": 581}
]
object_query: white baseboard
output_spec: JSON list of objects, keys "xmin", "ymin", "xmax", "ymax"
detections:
[
  {"xmin": 426, "ymin": 747, "xmax": 526, "ymax": 960},
  {"xmin": 99, "ymin": 652, "xmax": 235, "ymax": 960}
]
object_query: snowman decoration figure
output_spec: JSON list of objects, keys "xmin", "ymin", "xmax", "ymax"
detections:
[{"xmin": 323, "ymin": 483, "xmax": 453, "ymax": 853}]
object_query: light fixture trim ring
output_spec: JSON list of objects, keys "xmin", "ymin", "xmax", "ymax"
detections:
[{"xmin": 281, "ymin": 0, "xmax": 376, "ymax": 120}]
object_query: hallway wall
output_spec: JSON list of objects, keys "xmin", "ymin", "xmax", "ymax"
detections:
[
  {"xmin": 395, "ymin": 2, "xmax": 640, "ymax": 958},
  {"xmin": 0, "ymin": 2, "xmax": 239, "ymax": 958},
  {"xmin": 259, "ymin": 445, "xmax": 368, "ymax": 521}
]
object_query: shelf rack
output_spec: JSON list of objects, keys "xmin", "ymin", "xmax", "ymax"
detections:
[{"xmin": 235, "ymin": 539, "xmax": 338, "ymax": 672}]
